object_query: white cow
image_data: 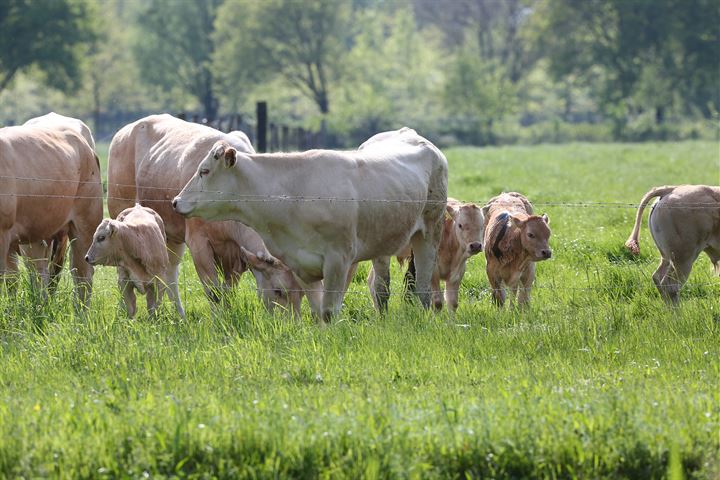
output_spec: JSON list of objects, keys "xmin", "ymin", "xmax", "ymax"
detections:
[
  {"xmin": 107, "ymin": 114, "xmax": 304, "ymax": 316},
  {"xmin": 173, "ymin": 128, "xmax": 448, "ymax": 322}
]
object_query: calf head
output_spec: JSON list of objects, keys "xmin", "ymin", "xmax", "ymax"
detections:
[
  {"xmin": 511, "ymin": 214, "xmax": 552, "ymax": 261},
  {"xmin": 85, "ymin": 219, "xmax": 121, "ymax": 266},
  {"xmin": 447, "ymin": 203, "xmax": 484, "ymax": 256},
  {"xmin": 173, "ymin": 142, "xmax": 246, "ymax": 220},
  {"xmin": 240, "ymin": 247, "xmax": 304, "ymax": 318}
]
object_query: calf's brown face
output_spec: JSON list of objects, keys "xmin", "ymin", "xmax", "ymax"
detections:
[
  {"xmin": 450, "ymin": 204, "xmax": 484, "ymax": 256},
  {"xmin": 85, "ymin": 219, "xmax": 120, "ymax": 266},
  {"xmin": 240, "ymin": 247, "xmax": 304, "ymax": 317},
  {"xmin": 512, "ymin": 214, "xmax": 552, "ymax": 261}
]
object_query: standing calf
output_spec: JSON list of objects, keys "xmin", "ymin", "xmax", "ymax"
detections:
[
  {"xmin": 393, "ymin": 197, "xmax": 484, "ymax": 311},
  {"xmin": 85, "ymin": 205, "xmax": 185, "ymax": 319},
  {"xmin": 625, "ymin": 185, "xmax": 720, "ymax": 303},
  {"xmin": 482, "ymin": 192, "xmax": 552, "ymax": 306}
]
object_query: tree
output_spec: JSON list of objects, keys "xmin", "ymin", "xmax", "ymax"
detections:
[
  {"xmin": 531, "ymin": 0, "xmax": 720, "ymax": 125},
  {"xmin": 0, "ymin": 0, "xmax": 95, "ymax": 94},
  {"xmin": 133, "ymin": 0, "xmax": 222, "ymax": 120},
  {"xmin": 217, "ymin": 0, "xmax": 353, "ymax": 115}
]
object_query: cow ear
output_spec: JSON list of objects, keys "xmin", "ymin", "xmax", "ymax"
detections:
[
  {"xmin": 240, "ymin": 246, "xmax": 265, "ymax": 271},
  {"xmin": 542, "ymin": 213, "xmax": 550, "ymax": 225},
  {"xmin": 107, "ymin": 220, "xmax": 118, "ymax": 237},
  {"xmin": 509, "ymin": 215, "xmax": 525, "ymax": 229},
  {"xmin": 224, "ymin": 147, "xmax": 237, "ymax": 168}
]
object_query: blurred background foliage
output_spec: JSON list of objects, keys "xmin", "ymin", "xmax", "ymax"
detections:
[{"xmin": 0, "ymin": 0, "xmax": 718, "ymax": 146}]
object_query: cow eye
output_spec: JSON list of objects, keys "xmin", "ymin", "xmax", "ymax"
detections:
[
  {"xmin": 199, "ymin": 168, "xmax": 210, "ymax": 177},
  {"xmin": 274, "ymin": 288, "xmax": 283, "ymax": 297},
  {"xmin": 528, "ymin": 232, "xmax": 535, "ymax": 239},
  {"xmin": 97, "ymin": 235, "xmax": 105, "ymax": 242},
  {"xmin": 458, "ymin": 224, "xmax": 463, "ymax": 230}
]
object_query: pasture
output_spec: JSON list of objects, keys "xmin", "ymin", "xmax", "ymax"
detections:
[{"xmin": 0, "ymin": 141, "xmax": 718, "ymax": 478}]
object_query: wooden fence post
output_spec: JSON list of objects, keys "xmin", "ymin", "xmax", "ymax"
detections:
[{"xmin": 256, "ymin": 101, "xmax": 267, "ymax": 153}]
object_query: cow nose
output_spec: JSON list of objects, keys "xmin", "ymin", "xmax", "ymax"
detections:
[
  {"xmin": 84, "ymin": 255, "xmax": 90, "ymax": 263},
  {"xmin": 172, "ymin": 199, "xmax": 178, "ymax": 210},
  {"xmin": 542, "ymin": 249, "xmax": 552, "ymax": 259},
  {"xmin": 469, "ymin": 242, "xmax": 482, "ymax": 254}
]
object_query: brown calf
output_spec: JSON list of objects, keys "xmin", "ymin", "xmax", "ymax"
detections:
[{"xmin": 482, "ymin": 192, "xmax": 551, "ymax": 307}]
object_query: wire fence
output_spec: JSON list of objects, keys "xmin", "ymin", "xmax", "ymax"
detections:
[{"xmin": 0, "ymin": 174, "xmax": 718, "ymax": 209}]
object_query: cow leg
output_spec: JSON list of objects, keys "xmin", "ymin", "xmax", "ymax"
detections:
[
  {"xmin": 661, "ymin": 256, "xmax": 697, "ymax": 305},
  {"xmin": 145, "ymin": 281, "xmax": 160, "ymax": 318},
  {"xmin": 652, "ymin": 257, "xmax": 672, "ymax": 301},
  {"xmin": 410, "ymin": 233, "xmax": 441, "ymax": 309},
  {"xmin": 294, "ymin": 276, "xmax": 323, "ymax": 318},
  {"xmin": 186, "ymin": 232, "xmax": 224, "ymax": 303},
  {"xmin": 21, "ymin": 242, "xmax": 50, "ymax": 294},
  {"xmin": 163, "ymin": 273, "xmax": 186, "ymax": 320},
  {"xmin": 117, "ymin": 267, "xmax": 137, "ymax": 318},
  {"xmin": 166, "ymin": 242, "xmax": 186, "ymax": 313},
  {"xmin": 320, "ymin": 256, "xmax": 352, "ymax": 323},
  {"xmin": 370, "ymin": 256, "xmax": 391, "ymax": 312},
  {"xmin": 68, "ymin": 222, "xmax": 94, "ymax": 307}
]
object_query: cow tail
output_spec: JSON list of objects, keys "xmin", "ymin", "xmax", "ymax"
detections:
[
  {"xmin": 403, "ymin": 251, "xmax": 417, "ymax": 301},
  {"xmin": 625, "ymin": 186, "xmax": 676, "ymax": 255}
]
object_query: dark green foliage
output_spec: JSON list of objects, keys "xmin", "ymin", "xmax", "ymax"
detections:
[{"xmin": 0, "ymin": 0, "xmax": 95, "ymax": 93}]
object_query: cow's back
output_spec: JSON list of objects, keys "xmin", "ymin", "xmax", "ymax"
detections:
[
  {"xmin": 0, "ymin": 126, "xmax": 101, "ymax": 240},
  {"xmin": 23, "ymin": 112, "xmax": 96, "ymax": 150},
  {"xmin": 110, "ymin": 115, "xmax": 255, "ymax": 245}
]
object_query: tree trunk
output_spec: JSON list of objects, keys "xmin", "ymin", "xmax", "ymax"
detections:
[{"xmin": 655, "ymin": 106, "xmax": 665, "ymax": 125}]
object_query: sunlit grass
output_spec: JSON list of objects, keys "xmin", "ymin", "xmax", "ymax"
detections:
[{"xmin": 0, "ymin": 141, "xmax": 718, "ymax": 478}]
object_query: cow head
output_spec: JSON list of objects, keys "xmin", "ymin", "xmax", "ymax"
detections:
[
  {"xmin": 447, "ymin": 203, "xmax": 484, "ymax": 256},
  {"xmin": 173, "ymin": 142, "xmax": 245, "ymax": 220},
  {"xmin": 240, "ymin": 247, "xmax": 304, "ymax": 318},
  {"xmin": 85, "ymin": 219, "xmax": 120, "ymax": 266},
  {"xmin": 511, "ymin": 214, "xmax": 552, "ymax": 261}
]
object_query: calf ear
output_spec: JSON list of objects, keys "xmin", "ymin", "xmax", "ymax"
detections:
[
  {"xmin": 541, "ymin": 213, "xmax": 550, "ymax": 225},
  {"xmin": 108, "ymin": 220, "xmax": 118, "ymax": 237},
  {"xmin": 240, "ymin": 246, "xmax": 265, "ymax": 271},
  {"xmin": 445, "ymin": 204, "xmax": 457, "ymax": 220},
  {"xmin": 224, "ymin": 147, "xmax": 237, "ymax": 168},
  {"xmin": 509, "ymin": 215, "xmax": 525, "ymax": 229}
]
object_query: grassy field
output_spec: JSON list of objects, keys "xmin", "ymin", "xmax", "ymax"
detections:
[{"xmin": 0, "ymin": 141, "xmax": 718, "ymax": 478}]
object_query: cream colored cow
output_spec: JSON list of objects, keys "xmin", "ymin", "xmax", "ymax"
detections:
[
  {"xmin": 85, "ymin": 204, "xmax": 184, "ymax": 318},
  {"xmin": 625, "ymin": 185, "xmax": 720, "ymax": 303},
  {"xmin": 107, "ymin": 114, "xmax": 303, "ymax": 316},
  {"xmin": 173, "ymin": 127, "xmax": 448, "ymax": 322},
  {"xmin": 0, "ymin": 126, "xmax": 103, "ymax": 304}
]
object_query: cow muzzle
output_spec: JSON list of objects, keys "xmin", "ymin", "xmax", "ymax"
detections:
[
  {"xmin": 540, "ymin": 249, "xmax": 552, "ymax": 259},
  {"xmin": 172, "ymin": 196, "xmax": 192, "ymax": 216},
  {"xmin": 85, "ymin": 254, "xmax": 95, "ymax": 265}
]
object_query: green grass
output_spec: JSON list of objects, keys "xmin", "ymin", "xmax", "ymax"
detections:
[{"xmin": 0, "ymin": 141, "xmax": 719, "ymax": 479}]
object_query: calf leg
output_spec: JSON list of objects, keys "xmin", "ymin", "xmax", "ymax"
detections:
[
  {"xmin": 145, "ymin": 281, "xmax": 160, "ymax": 318},
  {"xmin": 517, "ymin": 263, "xmax": 536, "ymax": 306},
  {"xmin": 486, "ymin": 265, "xmax": 506, "ymax": 307},
  {"xmin": 163, "ymin": 273, "xmax": 186, "ymax": 319},
  {"xmin": 370, "ymin": 256, "xmax": 391, "ymax": 312},
  {"xmin": 117, "ymin": 267, "xmax": 137, "ymax": 318},
  {"xmin": 431, "ymin": 270, "xmax": 444, "ymax": 311}
]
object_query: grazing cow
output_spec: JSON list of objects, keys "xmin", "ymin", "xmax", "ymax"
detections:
[
  {"xmin": 0, "ymin": 126, "xmax": 103, "ymax": 304},
  {"xmin": 19, "ymin": 113, "xmax": 96, "ymax": 291},
  {"xmin": 240, "ymin": 247, "xmax": 306, "ymax": 316},
  {"xmin": 107, "ymin": 114, "xmax": 303, "ymax": 315},
  {"xmin": 172, "ymin": 127, "xmax": 448, "ymax": 322},
  {"xmin": 382, "ymin": 197, "xmax": 484, "ymax": 312},
  {"xmin": 482, "ymin": 192, "xmax": 552, "ymax": 307},
  {"xmin": 625, "ymin": 185, "xmax": 720, "ymax": 303},
  {"xmin": 85, "ymin": 204, "xmax": 184, "ymax": 318}
]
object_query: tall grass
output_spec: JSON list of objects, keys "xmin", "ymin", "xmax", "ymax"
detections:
[{"xmin": 0, "ymin": 141, "xmax": 718, "ymax": 478}]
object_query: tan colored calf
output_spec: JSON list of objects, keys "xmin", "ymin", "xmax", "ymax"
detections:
[{"xmin": 85, "ymin": 205, "xmax": 185, "ymax": 319}]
